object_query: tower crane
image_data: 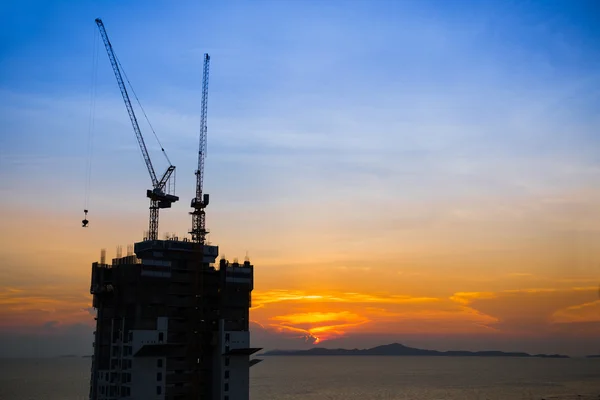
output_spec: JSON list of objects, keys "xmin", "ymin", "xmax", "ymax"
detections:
[
  {"xmin": 190, "ymin": 54, "xmax": 210, "ymax": 244},
  {"xmin": 95, "ymin": 18, "xmax": 178, "ymax": 241}
]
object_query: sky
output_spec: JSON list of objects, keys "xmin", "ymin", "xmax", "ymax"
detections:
[{"xmin": 1, "ymin": 0, "xmax": 600, "ymax": 357}]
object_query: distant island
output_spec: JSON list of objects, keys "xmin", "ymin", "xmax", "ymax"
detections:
[
  {"xmin": 262, "ymin": 343, "xmax": 569, "ymax": 358},
  {"xmin": 587, "ymin": 355, "xmax": 600, "ymax": 358}
]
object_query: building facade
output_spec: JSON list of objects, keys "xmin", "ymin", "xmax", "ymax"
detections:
[{"xmin": 89, "ymin": 239, "xmax": 260, "ymax": 400}]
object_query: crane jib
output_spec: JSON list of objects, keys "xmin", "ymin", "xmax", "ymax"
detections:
[{"xmin": 95, "ymin": 18, "xmax": 160, "ymax": 189}]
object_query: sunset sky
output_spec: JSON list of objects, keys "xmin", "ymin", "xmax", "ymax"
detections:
[{"xmin": 1, "ymin": 0, "xmax": 600, "ymax": 357}]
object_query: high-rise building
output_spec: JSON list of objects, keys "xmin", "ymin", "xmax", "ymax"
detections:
[{"xmin": 88, "ymin": 238, "xmax": 260, "ymax": 400}]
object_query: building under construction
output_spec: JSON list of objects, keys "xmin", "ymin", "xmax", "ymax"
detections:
[
  {"xmin": 87, "ymin": 19, "xmax": 259, "ymax": 400},
  {"xmin": 89, "ymin": 240, "xmax": 259, "ymax": 400}
]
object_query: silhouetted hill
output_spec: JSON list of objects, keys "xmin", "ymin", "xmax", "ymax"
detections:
[
  {"xmin": 587, "ymin": 355, "xmax": 600, "ymax": 358},
  {"xmin": 262, "ymin": 343, "xmax": 569, "ymax": 358}
]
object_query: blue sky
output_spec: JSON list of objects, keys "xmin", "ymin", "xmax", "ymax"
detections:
[
  {"xmin": 1, "ymin": 1, "xmax": 600, "ymax": 356},
  {"xmin": 1, "ymin": 0, "xmax": 600, "ymax": 252}
]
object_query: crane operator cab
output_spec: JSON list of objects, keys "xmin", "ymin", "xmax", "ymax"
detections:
[{"xmin": 82, "ymin": 209, "xmax": 89, "ymax": 228}]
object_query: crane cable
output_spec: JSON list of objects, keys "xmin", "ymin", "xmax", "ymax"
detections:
[
  {"xmin": 114, "ymin": 54, "xmax": 172, "ymax": 166},
  {"xmin": 83, "ymin": 26, "xmax": 99, "ymax": 227}
]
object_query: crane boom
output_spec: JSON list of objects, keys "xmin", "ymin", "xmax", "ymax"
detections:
[
  {"xmin": 95, "ymin": 18, "xmax": 158, "ymax": 187},
  {"xmin": 95, "ymin": 18, "xmax": 178, "ymax": 241},
  {"xmin": 190, "ymin": 53, "xmax": 210, "ymax": 243}
]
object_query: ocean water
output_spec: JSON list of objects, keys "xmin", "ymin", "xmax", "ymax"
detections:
[{"xmin": 0, "ymin": 356, "xmax": 598, "ymax": 400}]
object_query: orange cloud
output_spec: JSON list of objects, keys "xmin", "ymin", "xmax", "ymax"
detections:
[
  {"xmin": 272, "ymin": 311, "xmax": 365, "ymax": 325},
  {"xmin": 450, "ymin": 287, "xmax": 600, "ymax": 336},
  {"xmin": 269, "ymin": 311, "xmax": 369, "ymax": 343},
  {"xmin": 249, "ymin": 285, "xmax": 600, "ymax": 347},
  {"xmin": 450, "ymin": 291, "xmax": 497, "ymax": 305},
  {"xmin": 552, "ymin": 300, "xmax": 600, "ymax": 323},
  {"xmin": 251, "ymin": 289, "xmax": 502, "ymax": 343},
  {"xmin": 0, "ymin": 285, "xmax": 92, "ymax": 331},
  {"xmin": 252, "ymin": 290, "xmax": 439, "ymax": 308}
]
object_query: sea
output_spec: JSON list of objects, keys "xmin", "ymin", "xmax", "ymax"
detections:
[{"xmin": 0, "ymin": 356, "xmax": 598, "ymax": 400}]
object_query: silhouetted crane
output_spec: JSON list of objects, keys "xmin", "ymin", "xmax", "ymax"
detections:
[
  {"xmin": 95, "ymin": 18, "xmax": 178, "ymax": 241},
  {"xmin": 190, "ymin": 54, "xmax": 210, "ymax": 244}
]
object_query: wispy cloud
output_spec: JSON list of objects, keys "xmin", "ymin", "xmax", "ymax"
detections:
[{"xmin": 253, "ymin": 290, "xmax": 440, "ymax": 308}]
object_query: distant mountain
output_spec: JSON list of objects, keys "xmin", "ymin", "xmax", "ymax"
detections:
[
  {"xmin": 586, "ymin": 355, "xmax": 600, "ymax": 358},
  {"xmin": 262, "ymin": 343, "xmax": 569, "ymax": 358}
]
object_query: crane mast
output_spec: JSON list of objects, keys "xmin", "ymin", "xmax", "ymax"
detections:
[
  {"xmin": 95, "ymin": 18, "xmax": 178, "ymax": 241},
  {"xmin": 190, "ymin": 54, "xmax": 210, "ymax": 244}
]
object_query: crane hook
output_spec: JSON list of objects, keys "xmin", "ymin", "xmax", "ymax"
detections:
[{"xmin": 82, "ymin": 209, "xmax": 89, "ymax": 228}]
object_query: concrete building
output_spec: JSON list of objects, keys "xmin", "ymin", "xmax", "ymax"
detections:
[{"xmin": 88, "ymin": 238, "xmax": 260, "ymax": 400}]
